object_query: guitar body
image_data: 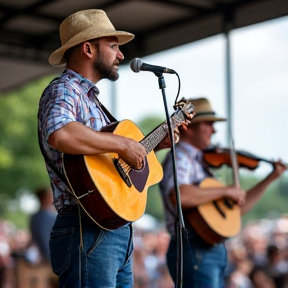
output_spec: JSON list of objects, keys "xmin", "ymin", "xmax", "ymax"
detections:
[
  {"xmin": 63, "ymin": 120, "xmax": 163, "ymax": 230},
  {"xmin": 186, "ymin": 178, "xmax": 241, "ymax": 245}
]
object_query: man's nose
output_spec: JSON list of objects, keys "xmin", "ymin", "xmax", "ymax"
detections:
[{"xmin": 117, "ymin": 49, "xmax": 124, "ymax": 61}]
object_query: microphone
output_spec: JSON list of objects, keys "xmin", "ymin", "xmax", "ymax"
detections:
[{"xmin": 130, "ymin": 58, "xmax": 176, "ymax": 75}]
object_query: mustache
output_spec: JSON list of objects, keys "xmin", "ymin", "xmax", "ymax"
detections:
[{"xmin": 113, "ymin": 58, "xmax": 123, "ymax": 66}]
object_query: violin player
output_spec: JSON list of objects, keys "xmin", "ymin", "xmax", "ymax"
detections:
[{"xmin": 159, "ymin": 97, "xmax": 286, "ymax": 288}]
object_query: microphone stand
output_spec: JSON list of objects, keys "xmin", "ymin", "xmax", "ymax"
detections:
[{"xmin": 156, "ymin": 73, "xmax": 185, "ymax": 288}]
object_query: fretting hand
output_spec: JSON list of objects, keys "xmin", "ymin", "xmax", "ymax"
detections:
[
  {"xmin": 155, "ymin": 127, "xmax": 180, "ymax": 151},
  {"xmin": 269, "ymin": 160, "xmax": 287, "ymax": 181}
]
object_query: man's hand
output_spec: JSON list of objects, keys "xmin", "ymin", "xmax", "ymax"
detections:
[
  {"xmin": 118, "ymin": 138, "xmax": 147, "ymax": 170},
  {"xmin": 155, "ymin": 128, "xmax": 180, "ymax": 151},
  {"xmin": 269, "ymin": 160, "xmax": 287, "ymax": 181},
  {"xmin": 224, "ymin": 186, "xmax": 246, "ymax": 206}
]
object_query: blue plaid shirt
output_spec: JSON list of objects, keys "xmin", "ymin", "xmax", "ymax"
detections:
[
  {"xmin": 159, "ymin": 141, "xmax": 209, "ymax": 235},
  {"xmin": 38, "ymin": 69, "xmax": 110, "ymax": 211}
]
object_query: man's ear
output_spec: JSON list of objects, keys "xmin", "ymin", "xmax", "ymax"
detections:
[{"xmin": 82, "ymin": 42, "xmax": 93, "ymax": 58}]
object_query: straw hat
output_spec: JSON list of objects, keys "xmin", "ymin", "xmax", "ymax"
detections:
[
  {"xmin": 49, "ymin": 9, "xmax": 134, "ymax": 67},
  {"xmin": 177, "ymin": 97, "xmax": 226, "ymax": 123}
]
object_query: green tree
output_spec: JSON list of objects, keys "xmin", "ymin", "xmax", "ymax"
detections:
[{"xmin": 0, "ymin": 76, "xmax": 55, "ymax": 211}]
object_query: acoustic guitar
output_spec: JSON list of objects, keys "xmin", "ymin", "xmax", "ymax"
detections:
[
  {"xmin": 63, "ymin": 102, "xmax": 195, "ymax": 230},
  {"xmin": 186, "ymin": 178, "xmax": 241, "ymax": 245},
  {"xmin": 185, "ymin": 138, "xmax": 242, "ymax": 245}
]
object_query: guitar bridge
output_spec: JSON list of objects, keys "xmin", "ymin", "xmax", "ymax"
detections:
[{"xmin": 113, "ymin": 158, "xmax": 132, "ymax": 187}]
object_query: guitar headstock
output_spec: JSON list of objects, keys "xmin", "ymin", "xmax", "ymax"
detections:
[
  {"xmin": 174, "ymin": 98, "xmax": 195, "ymax": 121},
  {"xmin": 172, "ymin": 98, "xmax": 195, "ymax": 128}
]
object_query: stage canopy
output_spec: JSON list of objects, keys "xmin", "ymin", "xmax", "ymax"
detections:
[{"xmin": 0, "ymin": 0, "xmax": 288, "ymax": 92}]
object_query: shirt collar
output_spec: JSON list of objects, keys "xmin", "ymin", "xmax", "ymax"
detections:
[
  {"xmin": 177, "ymin": 141, "xmax": 203, "ymax": 161},
  {"xmin": 63, "ymin": 68, "xmax": 100, "ymax": 96}
]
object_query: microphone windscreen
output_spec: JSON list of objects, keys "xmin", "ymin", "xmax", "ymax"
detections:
[{"xmin": 130, "ymin": 58, "xmax": 142, "ymax": 73}]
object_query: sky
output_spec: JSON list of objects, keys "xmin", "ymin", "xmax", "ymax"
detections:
[{"xmin": 97, "ymin": 16, "xmax": 288, "ymax": 175}]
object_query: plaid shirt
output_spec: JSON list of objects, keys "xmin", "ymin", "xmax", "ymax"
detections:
[
  {"xmin": 159, "ymin": 141, "xmax": 210, "ymax": 235},
  {"xmin": 38, "ymin": 69, "xmax": 110, "ymax": 211}
]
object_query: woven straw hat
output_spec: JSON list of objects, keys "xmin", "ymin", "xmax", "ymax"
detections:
[
  {"xmin": 177, "ymin": 97, "xmax": 226, "ymax": 123},
  {"xmin": 49, "ymin": 9, "xmax": 134, "ymax": 67}
]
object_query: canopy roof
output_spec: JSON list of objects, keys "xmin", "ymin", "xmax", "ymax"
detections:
[{"xmin": 0, "ymin": 0, "xmax": 287, "ymax": 92}]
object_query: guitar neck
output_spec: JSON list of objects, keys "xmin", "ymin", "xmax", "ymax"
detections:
[
  {"xmin": 139, "ymin": 106, "xmax": 193, "ymax": 154},
  {"xmin": 140, "ymin": 122, "xmax": 170, "ymax": 154}
]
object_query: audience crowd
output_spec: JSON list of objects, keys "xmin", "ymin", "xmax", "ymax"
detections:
[{"xmin": 0, "ymin": 216, "xmax": 287, "ymax": 288}]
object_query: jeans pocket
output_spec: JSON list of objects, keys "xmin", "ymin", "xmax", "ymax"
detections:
[
  {"xmin": 49, "ymin": 227, "xmax": 75, "ymax": 276},
  {"xmin": 82, "ymin": 224, "xmax": 106, "ymax": 255}
]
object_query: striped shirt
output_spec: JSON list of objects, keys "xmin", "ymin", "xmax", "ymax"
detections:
[
  {"xmin": 159, "ymin": 141, "xmax": 210, "ymax": 235},
  {"xmin": 38, "ymin": 69, "xmax": 110, "ymax": 211}
]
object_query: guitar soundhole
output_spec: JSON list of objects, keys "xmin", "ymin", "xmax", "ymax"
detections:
[
  {"xmin": 212, "ymin": 201, "xmax": 226, "ymax": 218},
  {"xmin": 113, "ymin": 158, "xmax": 132, "ymax": 187}
]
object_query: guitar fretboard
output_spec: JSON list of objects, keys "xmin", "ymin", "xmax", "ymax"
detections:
[
  {"xmin": 139, "ymin": 110, "xmax": 186, "ymax": 153},
  {"xmin": 140, "ymin": 123, "xmax": 169, "ymax": 153}
]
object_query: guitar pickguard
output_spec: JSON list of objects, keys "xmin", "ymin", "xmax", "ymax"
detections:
[{"xmin": 129, "ymin": 158, "xmax": 149, "ymax": 192}]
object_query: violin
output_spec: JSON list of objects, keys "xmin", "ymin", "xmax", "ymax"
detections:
[{"xmin": 203, "ymin": 146, "xmax": 287, "ymax": 170}]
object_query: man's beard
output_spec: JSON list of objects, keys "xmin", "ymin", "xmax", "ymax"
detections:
[{"xmin": 93, "ymin": 52, "xmax": 119, "ymax": 81}]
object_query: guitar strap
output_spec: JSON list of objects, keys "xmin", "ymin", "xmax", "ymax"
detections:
[{"xmin": 93, "ymin": 95, "xmax": 118, "ymax": 123}]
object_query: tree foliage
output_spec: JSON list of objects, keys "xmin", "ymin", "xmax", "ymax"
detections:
[{"xmin": 0, "ymin": 76, "xmax": 55, "ymax": 204}]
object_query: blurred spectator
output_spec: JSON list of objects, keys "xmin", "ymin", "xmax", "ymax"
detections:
[
  {"xmin": 133, "ymin": 226, "xmax": 174, "ymax": 288},
  {"xmin": 29, "ymin": 186, "xmax": 56, "ymax": 263},
  {"xmin": 0, "ymin": 213, "xmax": 288, "ymax": 287},
  {"xmin": 0, "ymin": 235, "xmax": 11, "ymax": 288},
  {"xmin": 225, "ymin": 218, "xmax": 288, "ymax": 288},
  {"xmin": 0, "ymin": 220, "xmax": 18, "ymax": 288},
  {"xmin": 228, "ymin": 259, "xmax": 254, "ymax": 288},
  {"xmin": 250, "ymin": 267, "xmax": 276, "ymax": 288},
  {"xmin": 242, "ymin": 224, "xmax": 269, "ymax": 269},
  {"xmin": 265, "ymin": 244, "xmax": 288, "ymax": 288}
]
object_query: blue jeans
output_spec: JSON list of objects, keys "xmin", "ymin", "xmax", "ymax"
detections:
[
  {"xmin": 166, "ymin": 232, "xmax": 227, "ymax": 288},
  {"xmin": 49, "ymin": 209, "xmax": 134, "ymax": 288}
]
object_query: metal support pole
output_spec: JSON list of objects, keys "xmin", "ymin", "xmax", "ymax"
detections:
[
  {"xmin": 224, "ymin": 11, "xmax": 235, "ymax": 185},
  {"xmin": 224, "ymin": 9, "xmax": 234, "ymax": 146},
  {"xmin": 225, "ymin": 29, "xmax": 232, "ymax": 146}
]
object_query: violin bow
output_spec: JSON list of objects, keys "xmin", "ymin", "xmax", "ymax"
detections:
[{"xmin": 229, "ymin": 134, "xmax": 241, "ymax": 188}]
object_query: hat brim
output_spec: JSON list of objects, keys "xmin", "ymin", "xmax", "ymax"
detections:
[
  {"xmin": 190, "ymin": 115, "xmax": 227, "ymax": 123},
  {"xmin": 49, "ymin": 29, "xmax": 134, "ymax": 67}
]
